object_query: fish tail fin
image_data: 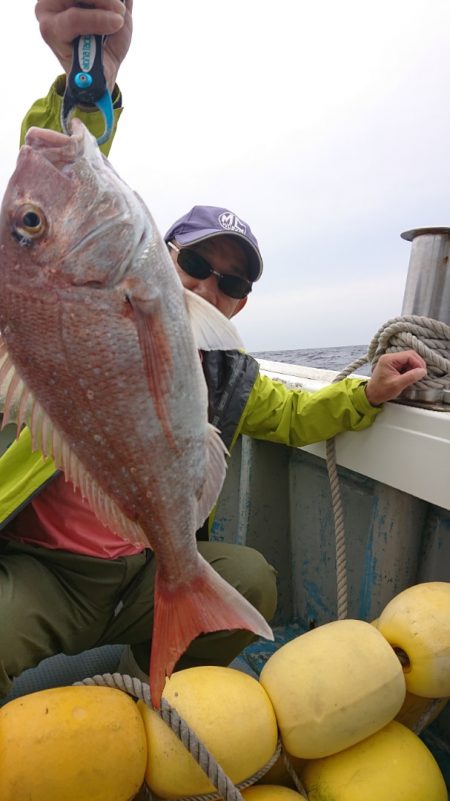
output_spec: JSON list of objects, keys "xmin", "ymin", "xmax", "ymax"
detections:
[{"xmin": 149, "ymin": 557, "xmax": 274, "ymax": 707}]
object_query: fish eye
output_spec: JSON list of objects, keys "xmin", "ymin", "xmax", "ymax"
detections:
[{"xmin": 13, "ymin": 204, "xmax": 47, "ymax": 241}]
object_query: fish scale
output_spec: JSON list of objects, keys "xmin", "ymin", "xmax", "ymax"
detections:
[{"xmin": 5, "ymin": 286, "xmax": 182, "ymax": 530}]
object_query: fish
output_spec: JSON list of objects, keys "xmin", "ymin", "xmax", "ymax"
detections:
[{"xmin": 0, "ymin": 120, "xmax": 273, "ymax": 706}]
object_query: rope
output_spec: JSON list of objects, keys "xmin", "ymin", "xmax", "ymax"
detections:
[
  {"xmin": 325, "ymin": 315, "xmax": 450, "ymax": 620},
  {"xmin": 412, "ymin": 699, "xmax": 447, "ymax": 736},
  {"xmin": 281, "ymin": 748, "xmax": 308, "ymax": 797},
  {"xmin": 367, "ymin": 316, "xmax": 450, "ymax": 389},
  {"xmin": 326, "ymin": 353, "xmax": 369, "ymax": 620},
  {"xmin": 75, "ymin": 673, "xmax": 282, "ymax": 801}
]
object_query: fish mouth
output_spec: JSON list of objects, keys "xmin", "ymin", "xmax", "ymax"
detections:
[
  {"xmin": 24, "ymin": 120, "xmax": 94, "ymax": 171},
  {"xmin": 25, "ymin": 128, "xmax": 74, "ymax": 150},
  {"xmin": 25, "ymin": 125, "xmax": 84, "ymax": 163},
  {"xmin": 21, "ymin": 120, "xmax": 150, "ymax": 287}
]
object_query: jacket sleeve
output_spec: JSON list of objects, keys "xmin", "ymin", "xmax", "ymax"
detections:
[
  {"xmin": 20, "ymin": 75, "xmax": 123, "ymax": 155},
  {"xmin": 0, "ymin": 428, "xmax": 57, "ymax": 530},
  {"xmin": 239, "ymin": 372, "xmax": 382, "ymax": 447}
]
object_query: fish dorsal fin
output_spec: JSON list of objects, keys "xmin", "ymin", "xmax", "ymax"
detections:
[
  {"xmin": 184, "ymin": 290, "xmax": 244, "ymax": 351},
  {"xmin": 195, "ymin": 423, "xmax": 229, "ymax": 529},
  {"xmin": 0, "ymin": 346, "xmax": 147, "ymax": 548}
]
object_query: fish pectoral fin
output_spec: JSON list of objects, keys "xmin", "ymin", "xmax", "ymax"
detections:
[
  {"xmin": 149, "ymin": 555, "xmax": 274, "ymax": 708},
  {"xmin": 195, "ymin": 424, "xmax": 229, "ymax": 529},
  {"xmin": 127, "ymin": 291, "xmax": 177, "ymax": 449},
  {"xmin": 184, "ymin": 289, "xmax": 244, "ymax": 351}
]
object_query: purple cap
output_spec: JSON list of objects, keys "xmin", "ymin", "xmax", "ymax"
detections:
[{"xmin": 164, "ymin": 205, "xmax": 263, "ymax": 281}]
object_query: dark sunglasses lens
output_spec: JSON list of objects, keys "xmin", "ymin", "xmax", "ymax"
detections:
[
  {"xmin": 177, "ymin": 248, "xmax": 251, "ymax": 299},
  {"xmin": 218, "ymin": 275, "xmax": 252, "ymax": 299},
  {"xmin": 177, "ymin": 250, "xmax": 210, "ymax": 279}
]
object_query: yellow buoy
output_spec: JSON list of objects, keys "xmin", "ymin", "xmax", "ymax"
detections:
[
  {"xmin": 377, "ymin": 581, "xmax": 450, "ymax": 697},
  {"xmin": 302, "ymin": 720, "xmax": 447, "ymax": 801},
  {"xmin": 0, "ymin": 685, "xmax": 147, "ymax": 801},
  {"xmin": 138, "ymin": 666, "xmax": 278, "ymax": 799},
  {"xmin": 259, "ymin": 619, "xmax": 405, "ymax": 758}
]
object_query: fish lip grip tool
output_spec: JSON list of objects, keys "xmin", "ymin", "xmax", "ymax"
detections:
[
  {"xmin": 61, "ymin": 33, "xmax": 113, "ymax": 145},
  {"xmin": 61, "ymin": 1, "xmax": 125, "ymax": 145}
]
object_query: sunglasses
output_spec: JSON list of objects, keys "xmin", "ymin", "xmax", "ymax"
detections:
[{"xmin": 168, "ymin": 242, "xmax": 252, "ymax": 299}]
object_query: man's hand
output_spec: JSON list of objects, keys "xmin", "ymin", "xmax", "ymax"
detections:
[
  {"xmin": 35, "ymin": 0, "xmax": 133, "ymax": 92},
  {"xmin": 365, "ymin": 350, "xmax": 427, "ymax": 406}
]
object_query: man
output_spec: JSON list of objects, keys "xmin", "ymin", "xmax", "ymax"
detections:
[{"xmin": 0, "ymin": 0, "xmax": 427, "ymax": 694}]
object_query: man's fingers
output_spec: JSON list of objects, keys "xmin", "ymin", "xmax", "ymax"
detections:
[
  {"xmin": 389, "ymin": 350, "xmax": 427, "ymax": 372},
  {"xmin": 397, "ymin": 366, "xmax": 427, "ymax": 390},
  {"xmin": 38, "ymin": 8, "xmax": 125, "ymax": 43},
  {"xmin": 36, "ymin": 0, "xmax": 126, "ymax": 15}
]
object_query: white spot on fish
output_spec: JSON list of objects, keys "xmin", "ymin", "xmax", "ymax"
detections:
[{"xmin": 86, "ymin": 389, "xmax": 95, "ymax": 400}]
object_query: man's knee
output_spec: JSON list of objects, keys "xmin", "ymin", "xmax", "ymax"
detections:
[
  {"xmin": 235, "ymin": 545, "xmax": 278, "ymax": 621},
  {"xmin": 199, "ymin": 541, "xmax": 278, "ymax": 622},
  {"xmin": 0, "ymin": 662, "xmax": 13, "ymax": 699}
]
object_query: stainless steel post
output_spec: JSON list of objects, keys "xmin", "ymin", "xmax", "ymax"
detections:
[
  {"xmin": 400, "ymin": 227, "xmax": 450, "ymax": 404},
  {"xmin": 401, "ymin": 227, "xmax": 450, "ymax": 324}
]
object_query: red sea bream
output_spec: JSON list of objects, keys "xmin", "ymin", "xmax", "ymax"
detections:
[{"xmin": 0, "ymin": 121, "xmax": 273, "ymax": 706}]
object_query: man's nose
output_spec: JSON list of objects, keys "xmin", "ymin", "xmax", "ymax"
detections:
[{"xmin": 193, "ymin": 274, "xmax": 220, "ymax": 306}]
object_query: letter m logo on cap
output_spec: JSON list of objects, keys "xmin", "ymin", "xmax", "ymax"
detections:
[{"xmin": 218, "ymin": 212, "xmax": 247, "ymax": 235}]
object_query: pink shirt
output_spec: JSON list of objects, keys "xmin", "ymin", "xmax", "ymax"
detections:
[{"xmin": 11, "ymin": 473, "xmax": 144, "ymax": 559}]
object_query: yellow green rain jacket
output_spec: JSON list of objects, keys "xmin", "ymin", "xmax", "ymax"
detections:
[{"xmin": 0, "ymin": 79, "xmax": 381, "ymax": 532}]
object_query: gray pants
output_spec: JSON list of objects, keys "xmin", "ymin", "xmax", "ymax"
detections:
[{"xmin": 0, "ymin": 538, "xmax": 277, "ymax": 697}]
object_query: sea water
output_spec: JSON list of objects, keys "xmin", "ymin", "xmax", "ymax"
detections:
[{"xmin": 252, "ymin": 344, "xmax": 371, "ymax": 375}]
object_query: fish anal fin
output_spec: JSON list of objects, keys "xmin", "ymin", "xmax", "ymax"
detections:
[
  {"xmin": 0, "ymin": 350, "xmax": 34, "ymax": 433},
  {"xmin": 127, "ymin": 292, "xmax": 177, "ymax": 450},
  {"xmin": 149, "ymin": 556, "xmax": 274, "ymax": 708},
  {"xmin": 62, "ymin": 451, "xmax": 148, "ymax": 550},
  {"xmin": 26, "ymin": 393, "xmax": 147, "ymax": 549}
]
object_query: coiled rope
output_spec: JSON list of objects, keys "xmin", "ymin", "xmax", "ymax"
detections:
[
  {"xmin": 326, "ymin": 314, "xmax": 450, "ymax": 621},
  {"xmin": 75, "ymin": 673, "xmax": 291, "ymax": 801}
]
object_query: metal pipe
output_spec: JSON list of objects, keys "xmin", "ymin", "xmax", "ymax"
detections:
[
  {"xmin": 400, "ymin": 227, "xmax": 450, "ymax": 405},
  {"xmin": 401, "ymin": 227, "xmax": 450, "ymax": 324}
]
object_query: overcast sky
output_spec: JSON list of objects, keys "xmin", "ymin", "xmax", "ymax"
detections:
[{"xmin": 2, "ymin": 1, "xmax": 450, "ymax": 352}]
